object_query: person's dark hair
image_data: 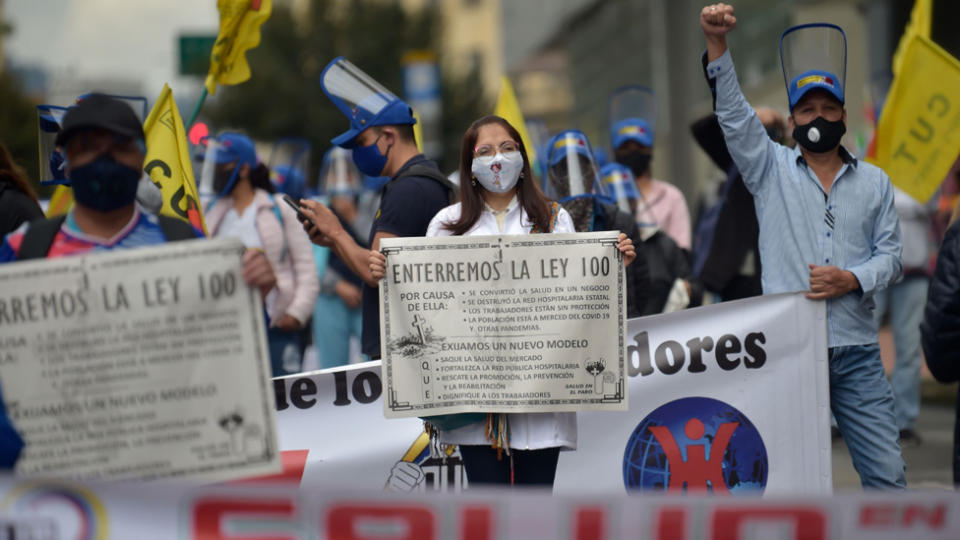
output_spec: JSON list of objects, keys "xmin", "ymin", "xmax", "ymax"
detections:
[
  {"xmin": 248, "ymin": 162, "xmax": 277, "ymax": 194},
  {"xmin": 444, "ymin": 115, "xmax": 551, "ymax": 235},
  {"xmin": 0, "ymin": 142, "xmax": 38, "ymax": 203},
  {"xmin": 381, "ymin": 124, "xmax": 417, "ymax": 147}
]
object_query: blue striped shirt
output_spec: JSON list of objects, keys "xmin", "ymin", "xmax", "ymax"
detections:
[{"xmin": 707, "ymin": 50, "xmax": 902, "ymax": 347}]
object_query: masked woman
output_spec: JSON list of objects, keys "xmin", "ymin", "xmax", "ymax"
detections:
[
  {"xmin": 202, "ymin": 132, "xmax": 319, "ymax": 377},
  {"xmin": 370, "ymin": 116, "xmax": 635, "ymax": 488}
]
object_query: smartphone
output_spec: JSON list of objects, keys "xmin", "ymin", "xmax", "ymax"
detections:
[{"xmin": 282, "ymin": 194, "xmax": 310, "ymax": 222}]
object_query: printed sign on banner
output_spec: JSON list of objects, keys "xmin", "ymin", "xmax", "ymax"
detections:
[
  {"xmin": 379, "ymin": 232, "xmax": 627, "ymax": 417},
  {"xmin": 274, "ymin": 292, "xmax": 830, "ymax": 495},
  {"xmin": 0, "ymin": 239, "xmax": 280, "ymax": 482}
]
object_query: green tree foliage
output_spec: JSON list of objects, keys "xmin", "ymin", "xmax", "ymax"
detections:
[{"xmin": 205, "ymin": 0, "xmax": 487, "ymax": 178}]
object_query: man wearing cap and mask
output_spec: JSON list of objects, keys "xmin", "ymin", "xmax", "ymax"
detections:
[
  {"xmin": 701, "ymin": 4, "xmax": 905, "ymax": 488},
  {"xmin": 544, "ymin": 130, "xmax": 651, "ymax": 318},
  {"xmin": 0, "ymin": 94, "xmax": 276, "ymax": 300},
  {"xmin": 299, "ymin": 58, "xmax": 455, "ymax": 360},
  {"xmin": 609, "ymin": 86, "xmax": 692, "ymax": 251}
]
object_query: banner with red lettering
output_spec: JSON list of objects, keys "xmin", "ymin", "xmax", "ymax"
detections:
[
  {"xmin": 271, "ymin": 292, "xmax": 830, "ymax": 495},
  {"xmin": 0, "ymin": 476, "xmax": 956, "ymax": 539}
]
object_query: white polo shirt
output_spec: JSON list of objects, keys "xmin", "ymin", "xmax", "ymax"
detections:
[{"xmin": 426, "ymin": 198, "xmax": 578, "ymax": 450}]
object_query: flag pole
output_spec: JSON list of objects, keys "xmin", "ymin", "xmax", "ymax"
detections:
[{"xmin": 186, "ymin": 86, "xmax": 209, "ymax": 129}]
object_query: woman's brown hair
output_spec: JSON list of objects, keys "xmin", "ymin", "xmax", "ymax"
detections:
[
  {"xmin": 0, "ymin": 142, "xmax": 38, "ymax": 203},
  {"xmin": 444, "ymin": 115, "xmax": 551, "ymax": 235}
]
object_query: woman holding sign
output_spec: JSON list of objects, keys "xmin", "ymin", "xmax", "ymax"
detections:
[{"xmin": 370, "ymin": 115, "xmax": 635, "ymax": 488}]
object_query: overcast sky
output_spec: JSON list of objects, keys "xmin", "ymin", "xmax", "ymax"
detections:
[{"xmin": 5, "ymin": 0, "xmax": 219, "ymax": 103}]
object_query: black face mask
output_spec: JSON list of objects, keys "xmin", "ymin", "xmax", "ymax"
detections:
[
  {"xmin": 615, "ymin": 151, "xmax": 652, "ymax": 177},
  {"xmin": 792, "ymin": 116, "xmax": 846, "ymax": 153},
  {"xmin": 213, "ymin": 166, "xmax": 237, "ymax": 195}
]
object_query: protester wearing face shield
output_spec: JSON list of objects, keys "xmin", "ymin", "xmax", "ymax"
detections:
[
  {"xmin": 202, "ymin": 132, "xmax": 319, "ymax": 377},
  {"xmin": 370, "ymin": 116, "xmax": 635, "ymax": 487},
  {"xmin": 310, "ymin": 147, "xmax": 369, "ymax": 369},
  {"xmin": 544, "ymin": 130, "xmax": 650, "ymax": 318},
  {"xmin": 599, "ymin": 163, "xmax": 701, "ymax": 315},
  {"xmin": 702, "ymin": 4, "xmax": 905, "ymax": 488},
  {"xmin": 609, "ymin": 86, "xmax": 692, "ymax": 251},
  {"xmin": 690, "ymin": 107, "xmax": 786, "ymax": 301},
  {"xmin": 299, "ymin": 57, "xmax": 455, "ymax": 361}
]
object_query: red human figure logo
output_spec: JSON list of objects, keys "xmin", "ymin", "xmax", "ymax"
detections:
[{"xmin": 647, "ymin": 418, "xmax": 739, "ymax": 493}]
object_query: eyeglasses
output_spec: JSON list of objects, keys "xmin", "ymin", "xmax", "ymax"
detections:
[{"xmin": 474, "ymin": 140, "xmax": 520, "ymax": 158}]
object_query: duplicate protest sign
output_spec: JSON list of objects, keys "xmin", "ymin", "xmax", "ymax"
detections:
[
  {"xmin": 0, "ymin": 238, "xmax": 280, "ymax": 482},
  {"xmin": 275, "ymin": 292, "xmax": 830, "ymax": 495},
  {"xmin": 379, "ymin": 232, "xmax": 627, "ymax": 417}
]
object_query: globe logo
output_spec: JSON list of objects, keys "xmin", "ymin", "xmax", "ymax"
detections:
[{"xmin": 623, "ymin": 396, "xmax": 768, "ymax": 494}]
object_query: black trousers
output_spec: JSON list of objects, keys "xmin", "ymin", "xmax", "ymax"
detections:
[{"xmin": 459, "ymin": 445, "xmax": 561, "ymax": 487}]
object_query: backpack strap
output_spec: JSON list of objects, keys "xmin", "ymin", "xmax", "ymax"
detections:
[
  {"xmin": 270, "ymin": 195, "xmax": 288, "ymax": 262},
  {"xmin": 530, "ymin": 202, "xmax": 561, "ymax": 234},
  {"xmin": 396, "ymin": 164, "xmax": 458, "ymax": 204},
  {"xmin": 17, "ymin": 215, "xmax": 68, "ymax": 260},
  {"xmin": 157, "ymin": 215, "xmax": 199, "ymax": 242}
]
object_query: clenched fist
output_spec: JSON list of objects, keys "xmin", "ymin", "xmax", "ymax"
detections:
[{"xmin": 700, "ymin": 3, "xmax": 737, "ymax": 37}]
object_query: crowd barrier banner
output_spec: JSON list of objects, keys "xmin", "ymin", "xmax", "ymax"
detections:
[
  {"xmin": 275, "ymin": 292, "xmax": 830, "ymax": 495},
  {"xmin": 0, "ymin": 476, "xmax": 957, "ymax": 539},
  {"xmin": 0, "ymin": 238, "xmax": 280, "ymax": 482},
  {"xmin": 379, "ymin": 232, "xmax": 627, "ymax": 417}
]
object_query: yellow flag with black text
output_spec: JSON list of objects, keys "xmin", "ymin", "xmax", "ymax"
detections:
[
  {"xmin": 205, "ymin": 0, "xmax": 272, "ymax": 95},
  {"xmin": 867, "ymin": 35, "xmax": 960, "ymax": 203},
  {"xmin": 494, "ymin": 76, "xmax": 537, "ymax": 169},
  {"xmin": 143, "ymin": 84, "xmax": 208, "ymax": 234}
]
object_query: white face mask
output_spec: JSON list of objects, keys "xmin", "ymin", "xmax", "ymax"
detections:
[{"xmin": 471, "ymin": 151, "xmax": 523, "ymax": 193}]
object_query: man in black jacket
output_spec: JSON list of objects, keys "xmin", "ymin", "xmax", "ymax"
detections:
[{"xmin": 920, "ymin": 215, "xmax": 960, "ymax": 485}]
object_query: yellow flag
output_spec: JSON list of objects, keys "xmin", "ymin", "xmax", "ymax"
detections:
[
  {"xmin": 891, "ymin": 0, "xmax": 932, "ymax": 76},
  {"xmin": 45, "ymin": 184, "xmax": 74, "ymax": 217},
  {"xmin": 867, "ymin": 35, "xmax": 960, "ymax": 203},
  {"xmin": 204, "ymin": 0, "xmax": 273, "ymax": 95},
  {"xmin": 494, "ymin": 76, "xmax": 537, "ymax": 168},
  {"xmin": 412, "ymin": 109, "xmax": 425, "ymax": 154},
  {"xmin": 143, "ymin": 84, "xmax": 208, "ymax": 235}
]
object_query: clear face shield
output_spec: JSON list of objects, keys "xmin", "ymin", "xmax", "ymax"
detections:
[
  {"xmin": 36, "ymin": 94, "xmax": 148, "ymax": 187},
  {"xmin": 267, "ymin": 137, "xmax": 311, "ymax": 199},
  {"xmin": 598, "ymin": 163, "xmax": 640, "ymax": 216},
  {"xmin": 780, "ymin": 23, "xmax": 847, "ymax": 109},
  {"xmin": 318, "ymin": 147, "xmax": 362, "ymax": 198},
  {"xmin": 544, "ymin": 130, "xmax": 600, "ymax": 202},
  {"xmin": 198, "ymin": 138, "xmax": 237, "ymax": 207},
  {"xmin": 321, "ymin": 57, "xmax": 407, "ymax": 148},
  {"xmin": 608, "ymin": 85, "xmax": 657, "ymax": 152}
]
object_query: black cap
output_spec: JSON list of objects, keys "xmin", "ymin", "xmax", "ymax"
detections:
[{"xmin": 55, "ymin": 94, "xmax": 146, "ymax": 147}]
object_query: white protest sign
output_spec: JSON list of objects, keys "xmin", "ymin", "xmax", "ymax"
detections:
[
  {"xmin": 275, "ymin": 292, "xmax": 830, "ymax": 495},
  {"xmin": 379, "ymin": 232, "xmax": 627, "ymax": 417},
  {"xmin": 0, "ymin": 238, "xmax": 280, "ymax": 482}
]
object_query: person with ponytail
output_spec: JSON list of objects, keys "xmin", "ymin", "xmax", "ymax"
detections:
[{"xmin": 203, "ymin": 132, "xmax": 319, "ymax": 377}]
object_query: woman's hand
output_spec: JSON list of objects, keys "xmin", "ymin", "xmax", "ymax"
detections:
[
  {"xmin": 241, "ymin": 248, "xmax": 277, "ymax": 298},
  {"xmin": 370, "ymin": 250, "xmax": 387, "ymax": 281},
  {"xmin": 617, "ymin": 232, "xmax": 636, "ymax": 267}
]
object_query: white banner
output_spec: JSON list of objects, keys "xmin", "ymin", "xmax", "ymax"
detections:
[
  {"xmin": 0, "ymin": 476, "xmax": 957, "ymax": 539},
  {"xmin": 274, "ymin": 292, "xmax": 830, "ymax": 495},
  {"xmin": 0, "ymin": 239, "xmax": 280, "ymax": 482}
]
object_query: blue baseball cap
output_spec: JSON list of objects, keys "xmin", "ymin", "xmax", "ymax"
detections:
[
  {"xmin": 786, "ymin": 69, "xmax": 844, "ymax": 109},
  {"xmin": 611, "ymin": 118, "xmax": 654, "ymax": 149},
  {"xmin": 320, "ymin": 57, "xmax": 417, "ymax": 149},
  {"xmin": 598, "ymin": 163, "xmax": 640, "ymax": 201},
  {"xmin": 547, "ymin": 130, "xmax": 594, "ymax": 167},
  {"xmin": 213, "ymin": 132, "xmax": 258, "ymax": 167}
]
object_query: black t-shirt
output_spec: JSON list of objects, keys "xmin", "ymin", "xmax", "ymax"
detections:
[{"xmin": 361, "ymin": 155, "xmax": 451, "ymax": 357}]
